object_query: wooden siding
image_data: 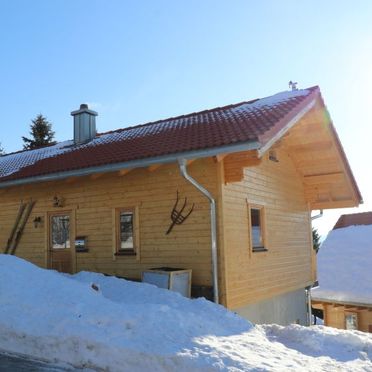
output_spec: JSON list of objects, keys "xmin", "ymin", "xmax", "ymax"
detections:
[
  {"xmin": 0, "ymin": 159, "xmax": 221, "ymax": 295},
  {"xmin": 221, "ymin": 147, "xmax": 313, "ymax": 309},
  {"xmin": 314, "ymin": 301, "xmax": 372, "ymax": 333},
  {"xmin": 0, "ymin": 146, "xmax": 314, "ymax": 310}
]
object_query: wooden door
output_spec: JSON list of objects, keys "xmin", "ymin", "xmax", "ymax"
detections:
[{"xmin": 48, "ymin": 212, "xmax": 73, "ymax": 273}]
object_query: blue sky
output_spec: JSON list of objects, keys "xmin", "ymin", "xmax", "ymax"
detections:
[{"xmin": 1, "ymin": 1, "xmax": 372, "ymax": 235}]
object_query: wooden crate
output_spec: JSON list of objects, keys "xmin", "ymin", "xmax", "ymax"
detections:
[{"xmin": 142, "ymin": 267, "xmax": 192, "ymax": 298}]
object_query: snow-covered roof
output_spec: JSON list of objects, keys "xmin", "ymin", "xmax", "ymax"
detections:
[
  {"xmin": 0, "ymin": 87, "xmax": 318, "ymax": 185},
  {"xmin": 312, "ymin": 225, "xmax": 372, "ymax": 306}
]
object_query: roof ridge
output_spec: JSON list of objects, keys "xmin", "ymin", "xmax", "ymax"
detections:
[
  {"xmin": 97, "ymin": 86, "xmax": 318, "ymax": 137},
  {"xmin": 97, "ymin": 98, "xmax": 260, "ymax": 137},
  {"xmin": 2, "ymin": 85, "xmax": 318, "ymax": 157}
]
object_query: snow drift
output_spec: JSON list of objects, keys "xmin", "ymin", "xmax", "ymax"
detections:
[{"xmin": 0, "ymin": 255, "xmax": 371, "ymax": 371}]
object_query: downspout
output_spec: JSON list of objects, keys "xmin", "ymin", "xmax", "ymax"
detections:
[
  {"xmin": 307, "ymin": 209, "xmax": 323, "ymax": 325},
  {"xmin": 305, "ymin": 286, "xmax": 313, "ymax": 326},
  {"xmin": 178, "ymin": 158, "xmax": 219, "ymax": 304}
]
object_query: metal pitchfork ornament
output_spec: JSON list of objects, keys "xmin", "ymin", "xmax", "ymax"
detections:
[{"xmin": 165, "ymin": 191, "xmax": 195, "ymax": 235}]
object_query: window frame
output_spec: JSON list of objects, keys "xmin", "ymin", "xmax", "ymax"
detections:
[
  {"xmin": 49, "ymin": 212, "xmax": 72, "ymax": 250},
  {"xmin": 247, "ymin": 203, "xmax": 267, "ymax": 253},
  {"xmin": 345, "ymin": 312, "xmax": 358, "ymax": 330},
  {"xmin": 115, "ymin": 207, "xmax": 138, "ymax": 256}
]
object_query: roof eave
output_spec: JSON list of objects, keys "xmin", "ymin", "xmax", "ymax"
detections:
[
  {"xmin": 311, "ymin": 296, "xmax": 372, "ymax": 309},
  {"xmin": 0, "ymin": 140, "xmax": 260, "ymax": 189}
]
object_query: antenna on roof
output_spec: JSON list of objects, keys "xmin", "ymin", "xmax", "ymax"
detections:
[{"xmin": 288, "ymin": 81, "xmax": 298, "ymax": 91}]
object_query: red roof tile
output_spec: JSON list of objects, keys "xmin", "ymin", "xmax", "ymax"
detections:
[{"xmin": 0, "ymin": 86, "xmax": 319, "ymax": 184}]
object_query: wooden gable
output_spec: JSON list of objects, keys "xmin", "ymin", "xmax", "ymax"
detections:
[
  {"xmin": 220, "ymin": 96, "xmax": 361, "ymax": 211},
  {"xmin": 281, "ymin": 99, "xmax": 361, "ymax": 210}
]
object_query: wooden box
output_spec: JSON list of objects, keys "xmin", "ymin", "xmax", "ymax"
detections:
[{"xmin": 142, "ymin": 267, "xmax": 192, "ymax": 298}]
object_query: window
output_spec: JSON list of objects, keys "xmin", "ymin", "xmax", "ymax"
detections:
[
  {"xmin": 116, "ymin": 208, "xmax": 138, "ymax": 255},
  {"xmin": 345, "ymin": 313, "xmax": 358, "ymax": 330},
  {"xmin": 51, "ymin": 214, "xmax": 70, "ymax": 249},
  {"xmin": 248, "ymin": 204, "xmax": 266, "ymax": 252}
]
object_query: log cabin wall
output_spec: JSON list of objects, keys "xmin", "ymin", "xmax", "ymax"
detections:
[
  {"xmin": 0, "ymin": 158, "xmax": 221, "ymax": 296},
  {"xmin": 314, "ymin": 302, "xmax": 372, "ymax": 332},
  {"xmin": 220, "ymin": 147, "xmax": 313, "ymax": 310}
]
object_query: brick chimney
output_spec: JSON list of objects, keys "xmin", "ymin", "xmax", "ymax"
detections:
[{"xmin": 71, "ymin": 104, "xmax": 98, "ymax": 144}]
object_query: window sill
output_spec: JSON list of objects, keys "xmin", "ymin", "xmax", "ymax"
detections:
[
  {"xmin": 252, "ymin": 247, "xmax": 268, "ymax": 253},
  {"xmin": 115, "ymin": 250, "xmax": 136, "ymax": 256}
]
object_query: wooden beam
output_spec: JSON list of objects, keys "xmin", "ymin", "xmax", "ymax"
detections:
[
  {"xmin": 224, "ymin": 170, "xmax": 244, "ymax": 184},
  {"xmin": 147, "ymin": 164, "xmax": 161, "ymax": 172},
  {"xmin": 187, "ymin": 159, "xmax": 196, "ymax": 166},
  {"xmin": 332, "ymin": 303, "xmax": 344, "ymax": 309},
  {"xmin": 311, "ymin": 198, "xmax": 357, "ymax": 210},
  {"xmin": 118, "ymin": 169, "xmax": 132, "ymax": 176},
  {"xmin": 90, "ymin": 173, "xmax": 104, "ymax": 180},
  {"xmin": 286, "ymin": 140, "xmax": 333, "ymax": 154},
  {"xmin": 214, "ymin": 154, "xmax": 227, "ymax": 163},
  {"xmin": 294, "ymin": 157, "xmax": 339, "ymax": 169},
  {"xmin": 65, "ymin": 177, "xmax": 79, "ymax": 184},
  {"xmin": 224, "ymin": 150, "xmax": 261, "ymax": 184},
  {"xmin": 344, "ymin": 305, "xmax": 366, "ymax": 312},
  {"xmin": 303, "ymin": 172, "xmax": 345, "ymax": 186}
]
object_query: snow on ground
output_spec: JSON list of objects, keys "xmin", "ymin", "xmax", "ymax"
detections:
[
  {"xmin": 312, "ymin": 225, "xmax": 372, "ymax": 305},
  {"xmin": 1, "ymin": 255, "xmax": 371, "ymax": 371}
]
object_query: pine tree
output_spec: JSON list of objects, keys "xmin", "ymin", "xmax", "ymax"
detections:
[
  {"xmin": 0, "ymin": 143, "xmax": 4, "ymax": 156},
  {"xmin": 22, "ymin": 114, "xmax": 56, "ymax": 150},
  {"xmin": 312, "ymin": 227, "xmax": 321, "ymax": 253}
]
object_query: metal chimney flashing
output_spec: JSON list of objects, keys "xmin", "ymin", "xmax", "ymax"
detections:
[{"xmin": 71, "ymin": 104, "xmax": 98, "ymax": 145}]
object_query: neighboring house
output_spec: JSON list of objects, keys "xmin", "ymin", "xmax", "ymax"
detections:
[
  {"xmin": 312, "ymin": 213, "xmax": 372, "ymax": 332},
  {"xmin": 0, "ymin": 86, "xmax": 362, "ymax": 326}
]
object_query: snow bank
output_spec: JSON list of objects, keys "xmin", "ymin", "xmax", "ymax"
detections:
[
  {"xmin": 1, "ymin": 255, "xmax": 371, "ymax": 371},
  {"xmin": 312, "ymin": 225, "xmax": 372, "ymax": 304}
]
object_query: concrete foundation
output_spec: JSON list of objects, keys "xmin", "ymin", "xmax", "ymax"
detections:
[{"xmin": 234, "ymin": 288, "xmax": 308, "ymax": 326}]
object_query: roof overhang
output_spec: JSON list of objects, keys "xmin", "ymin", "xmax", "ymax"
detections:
[
  {"xmin": 0, "ymin": 140, "xmax": 260, "ymax": 189},
  {"xmin": 311, "ymin": 297, "xmax": 372, "ymax": 309},
  {"xmin": 257, "ymin": 91, "xmax": 362, "ymax": 210}
]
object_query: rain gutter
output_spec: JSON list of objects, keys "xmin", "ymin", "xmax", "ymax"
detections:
[
  {"xmin": 0, "ymin": 140, "xmax": 260, "ymax": 189},
  {"xmin": 307, "ymin": 210, "xmax": 323, "ymax": 325},
  {"xmin": 178, "ymin": 158, "xmax": 219, "ymax": 304}
]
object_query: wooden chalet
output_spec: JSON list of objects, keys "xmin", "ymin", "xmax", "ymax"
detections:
[
  {"xmin": 312, "ymin": 212, "xmax": 372, "ymax": 332},
  {"xmin": 0, "ymin": 86, "xmax": 362, "ymax": 325}
]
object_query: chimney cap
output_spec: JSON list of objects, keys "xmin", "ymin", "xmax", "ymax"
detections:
[{"xmin": 71, "ymin": 103, "xmax": 98, "ymax": 117}]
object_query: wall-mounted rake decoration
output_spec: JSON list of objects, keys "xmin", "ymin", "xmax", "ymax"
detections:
[{"xmin": 165, "ymin": 191, "xmax": 194, "ymax": 235}]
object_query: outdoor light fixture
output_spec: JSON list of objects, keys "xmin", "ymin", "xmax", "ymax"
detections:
[
  {"xmin": 53, "ymin": 195, "xmax": 65, "ymax": 208},
  {"xmin": 269, "ymin": 150, "xmax": 279, "ymax": 163},
  {"xmin": 33, "ymin": 216, "xmax": 42, "ymax": 228}
]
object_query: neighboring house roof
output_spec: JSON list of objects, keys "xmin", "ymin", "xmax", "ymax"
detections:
[
  {"xmin": 312, "ymin": 217, "xmax": 372, "ymax": 306},
  {"xmin": 0, "ymin": 87, "xmax": 319, "ymax": 184},
  {"xmin": 333, "ymin": 212, "xmax": 372, "ymax": 229}
]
